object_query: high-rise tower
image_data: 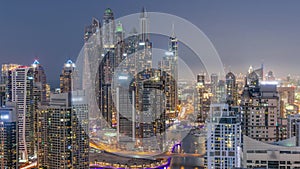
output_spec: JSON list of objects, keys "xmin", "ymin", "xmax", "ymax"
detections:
[
  {"xmin": 38, "ymin": 91, "xmax": 89, "ymax": 168},
  {"xmin": 205, "ymin": 104, "xmax": 242, "ymax": 169},
  {"xmin": 0, "ymin": 102, "xmax": 18, "ymax": 168},
  {"xmin": 60, "ymin": 60, "xmax": 76, "ymax": 93},
  {"xmin": 226, "ymin": 72, "xmax": 238, "ymax": 106},
  {"xmin": 11, "ymin": 66, "xmax": 34, "ymax": 161},
  {"xmin": 32, "ymin": 60, "xmax": 48, "ymax": 105},
  {"xmin": 241, "ymin": 72, "xmax": 281, "ymax": 143},
  {"xmin": 140, "ymin": 7, "xmax": 149, "ymax": 42},
  {"xmin": 158, "ymin": 28, "xmax": 178, "ymax": 117},
  {"xmin": 1, "ymin": 64, "xmax": 21, "ymax": 103},
  {"xmin": 102, "ymin": 8, "xmax": 115, "ymax": 49}
]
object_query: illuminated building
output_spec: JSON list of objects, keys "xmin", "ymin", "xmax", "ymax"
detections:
[
  {"xmin": 205, "ymin": 104, "xmax": 242, "ymax": 169},
  {"xmin": 140, "ymin": 7, "xmax": 149, "ymax": 42},
  {"xmin": 114, "ymin": 72, "xmax": 135, "ymax": 143},
  {"xmin": 138, "ymin": 70, "xmax": 166, "ymax": 150},
  {"xmin": 210, "ymin": 73, "xmax": 218, "ymax": 102},
  {"xmin": 60, "ymin": 60, "xmax": 76, "ymax": 93},
  {"xmin": 158, "ymin": 29, "xmax": 178, "ymax": 117},
  {"xmin": 38, "ymin": 91, "xmax": 89, "ymax": 168},
  {"xmin": 1, "ymin": 64, "xmax": 20, "ymax": 103},
  {"xmin": 136, "ymin": 7, "xmax": 152, "ymax": 72},
  {"xmin": 0, "ymin": 84, "xmax": 5, "ymax": 106},
  {"xmin": 278, "ymin": 86, "xmax": 297, "ymax": 117},
  {"xmin": 102, "ymin": 8, "xmax": 115, "ymax": 49},
  {"xmin": 216, "ymin": 79, "xmax": 226, "ymax": 103},
  {"xmin": 0, "ymin": 102, "xmax": 18, "ymax": 169},
  {"xmin": 84, "ymin": 17, "xmax": 101, "ymax": 43},
  {"xmin": 32, "ymin": 60, "xmax": 49, "ymax": 105},
  {"xmin": 225, "ymin": 72, "xmax": 238, "ymax": 106},
  {"xmin": 248, "ymin": 64, "xmax": 264, "ymax": 81},
  {"xmin": 266, "ymin": 70, "xmax": 275, "ymax": 81},
  {"xmin": 97, "ymin": 8, "xmax": 118, "ymax": 127},
  {"xmin": 241, "ymin": 72, "xmax": 282, "ymax": 143},
  {"xmin": 11, "ymin": 66, "xmax": 35, "ymax": 162},
  {"xmin": 115, "ymin": 21, "xmax": 126, "ymax": 70},
  {"xmin": 195, "ymin": 73, "xmax": 211, "ymax": 122},
  {"xmin": 1, "ymin": 62, "xmax": 46, "ymax": 162},
  {"xmin": 297, "ymin": 122, "xmax": 300, "ymax": 147},
  {"xmin": 243, "ymin": 136, "xmax": 300, "ymax": 168},
  {"xmin": 287, "ymin": 114, "xmax": 300, "ymax": 142}
]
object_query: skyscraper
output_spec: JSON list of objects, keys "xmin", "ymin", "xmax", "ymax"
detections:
[
  {"xmin": 0, "ymin": 84, "xmax": 5, "ymax": 107},
  {"xmin": 102, "ymin": 8, "xmax": 115, "ymax": 49},
  {"xmin": 241, "ymin": 73, "xmax": 281, "ymax": 143},
  {"xmin": 32, "ymin": 60, "xmax": 48, "ymax": 105},
  {"xmin": 1, "ymin": 64, "xmax": 21, "ymax": 103},
  {"xmin": 225, "ymin": 72, "xmax": 238, "ymax": 106},
  {"xmin": 136, "ymin": 8, "xmax": 152, "ymax": 72},
  {"xmin": 205, "ymin": 104, "xmax": 242, "ymax": 169},
  {"xmin": 195, "ymin": 73, "xmax": 211, "ymax": 122},
  {"xmin": 134, "ymin": 69, "xmax": 167, "ymax": 151},
  {"xmin": 140, "ymin": 7, "xmax": 149, "ymax": 42},
  {"xmin": 60, "ymin": 60, "xmax": 76, "ymax": 93},
  {"xmin": 11, "ymin": 66, "xmax": 34, "ymax": 161},
  {"xmin": 84, "ymin": 17, "xmax": 101, "ymax": 43},
  {"xmin": 287, "ymin": 114, "xmax": 300, "ymax": 140},
  {"xmin": 210, "ymin": 73, "xmax": 218, "ymax": 102},
  {"xmin": 158, "ymin": 29, "xmax": 178, "ymax": 118},
  {"xmin": 114, "ymin": 72, "xmax": 135, "ymax": 144},
  {"xmin": 38, "ymin": 91, "xmax": 89, "ymax": 168},
  {"xmin": 98, "ymin": 8, "xmax": 118, "ymax": 128},
  {"xmin": 0, "ymin": 102, "xmax": 18, "ymax": 169}
]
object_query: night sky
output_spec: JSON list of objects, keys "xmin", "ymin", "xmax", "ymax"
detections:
[{"xmin": 1, "ymin": 0, "xmax": 300, "ymax": 87}]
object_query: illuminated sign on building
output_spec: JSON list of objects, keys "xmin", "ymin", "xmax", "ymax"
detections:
[
  {"xmin": 118, "ymin": 76, "xmax": 128, "ymax": 80},
  {"xmin": 0, "ymin": 112, "xmax": 10, "ymax": 120}
]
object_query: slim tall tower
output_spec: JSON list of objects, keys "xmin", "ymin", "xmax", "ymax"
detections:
[
  {"xmin": 211, "ymin": 73, "xmax": 218, "ymax": 103},
  {"xmin": 140, "ymin": 7, "xmax": 149, "ymax": 42},
  {"xmin": 98, "ymin": 8, "xmax": 118, "ymax": 128},
  {"xmin": 11, "ymin": 66, "xmax": 34, "ymax": 161},
  {"xmin": 157, "ymin": 30, "xmax": 178, "ymax": 119},
  {"xmin": 226, "ymin": 72, "xmax": 237, "ymax": 106},
  {"xmin": 102, "ymin": 8, "xmax": 115, "ymax": 49}
]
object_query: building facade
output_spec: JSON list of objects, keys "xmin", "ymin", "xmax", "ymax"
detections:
[
  {"xmin": 241, "ymin": 73, "xmax": 282, "ymax": 143},
  {"xmin": 60, "ymin": 60, "xmax": 76, "ymax": 94},
  {"xmin": 0, "ymin": 102, "xmax": 18, "ymax": 169},
  {"xmin": 243, "ymin": 135, "xmax": 300, "ymax": 168},
  {"xmin": 11, "ymin": 66, "xmax": 35, "ymax": 161},
  {"xmin": 38, "ymin": 92, "xmax": 89, "ymax": 169},
  {"xmin": 205, "ymin": 104, "xmax": 242, "ymax": 169}
]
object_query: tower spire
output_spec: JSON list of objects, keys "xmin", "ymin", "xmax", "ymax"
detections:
[
  {"xmin": 171, "ymin": 22, "xmax": 175, "ymax": 38},
  {"xmin": 140, "ymin": 7, "xmax": 148, "ymax": 41}
]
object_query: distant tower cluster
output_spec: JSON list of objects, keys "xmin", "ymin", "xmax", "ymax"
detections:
[{"xmin": 0, "ymin": 60, "xmax": 50, "ymax": 164}]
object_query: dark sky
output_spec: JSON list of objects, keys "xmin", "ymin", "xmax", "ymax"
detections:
[{"xmin": 1, "ymin": 0, "xmax": 300, "ymax": 87}]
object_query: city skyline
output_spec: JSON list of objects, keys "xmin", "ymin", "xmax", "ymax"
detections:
[
  {"xmin": 2, "ymin": 1, "xmax": 300, "ymax": 87},
  {"xmin": 1, "ymin": 2, "xmax": 300, "ymax": 168}
]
